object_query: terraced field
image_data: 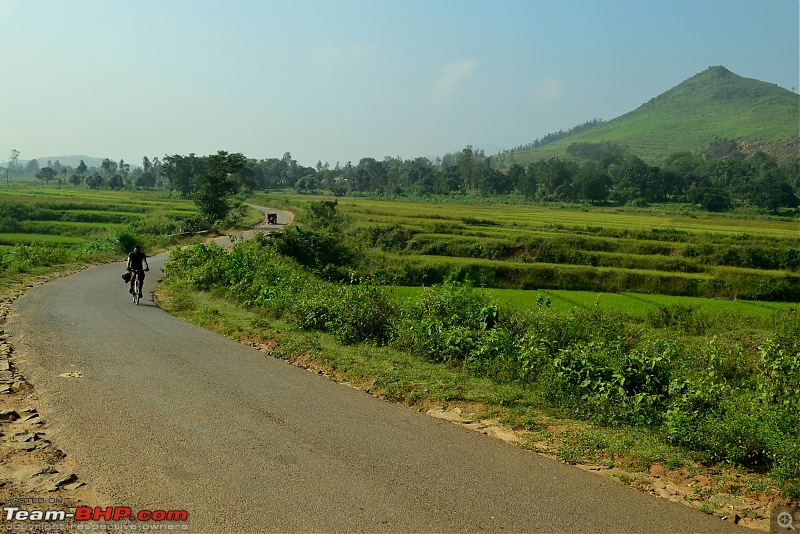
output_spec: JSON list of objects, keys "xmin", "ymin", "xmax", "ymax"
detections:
[
  {"xmin": 0, "ymin": 187, "xmax": 199, "ymax": 252},
  {"xmin": 328, "ymin": 197, "xmax": 800, "ymax": 301}
]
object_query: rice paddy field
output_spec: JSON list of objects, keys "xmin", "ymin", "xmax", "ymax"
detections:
[
  {"xmin": 0, "ymin": 186, "xmax": 199, "ymax": 252},
  {"xmin": 257, "ymin": 193, "xmax": 800, "ymax": 303},
  {"xmin": 392, "ymin": 286, "xmax": 795, "ymax": 318}
]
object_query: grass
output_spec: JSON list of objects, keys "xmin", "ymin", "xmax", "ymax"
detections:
[
  {"xmin": 390, "ymin": 286, "xmax": 796, "ymax": 318},
  {"xmin": 0, "ymin": 186, "xmax": 202, "ymax": 251}
]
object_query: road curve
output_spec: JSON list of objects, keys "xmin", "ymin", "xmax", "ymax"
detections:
[{"xmin": 5, "ymin": 208, "xmax": 740, "ymax": 533}]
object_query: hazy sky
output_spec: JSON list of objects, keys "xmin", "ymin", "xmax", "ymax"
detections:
[{"xmin": 1, "ymin": 0, "xmax": 798, "ymax": 168}]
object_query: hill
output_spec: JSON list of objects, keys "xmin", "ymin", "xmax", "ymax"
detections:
[{"xmin": 496, "ymin": 66, "xmax": 799, "ymax": 166}]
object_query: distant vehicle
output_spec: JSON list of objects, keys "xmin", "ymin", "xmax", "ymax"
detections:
[{"xmin": 267, "ymin": 213, "xmax": 278, "ymax": 224}]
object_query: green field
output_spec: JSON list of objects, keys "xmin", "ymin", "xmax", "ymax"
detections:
[
  {"xmin": 0, "ymin": 184, "xmax": 268, "ymax": 292},
  {"xmin": 0, "ymin": 187, "xmax": 200, "ymax": 249},
  {"xmin": 259, "ymin": 194, "xmax": 800, "ymax": 302},
  {"xmin": 392, "ymin": 286, "xmax": 795, "ymax": 318}
]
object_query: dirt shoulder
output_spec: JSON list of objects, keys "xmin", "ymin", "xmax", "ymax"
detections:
[
  {"xmin": 0, "ymin": 272, "xmax": 108, "ymax": 515},
  {"xmin": 274, "ymin": 349, "xmax": 785, "ymax": 533}
]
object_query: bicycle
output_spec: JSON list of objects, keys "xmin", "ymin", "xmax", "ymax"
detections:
[{"xmin": 128, "ymin": 268, "xmax": 147, "ymax": 305}]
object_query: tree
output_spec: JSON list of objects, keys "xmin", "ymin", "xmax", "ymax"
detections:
[
  {"xmin": 136, "ymin": 170, "xmax": 157, "ymax": 189},
  {"xmin": 108, "ymin": 174, "xmax": 124, "ymax": 190},
  {"xmin": 478, "ymin": 162, "xmax": 513, "ymax": 195},
  {"xmin": 306, "ymin": 199, "xmax": 342, "ymax": 229},
  {"xmin": 517, "ymin": 164, "xmax": 537, "ymax": 200},
  {"xmin": 100, "ymin": 158, "xmax": 117, "ymax": 177},
  {"xmin": 532, "ymin": 158, "xmax": 576, "ymax": 197},
  {"xmin": 459, "ymin": 145, "xmax": 476, "ymax": 192},
  {"xmin": 76, "ymin": 159, "xmax": 88, "ymax": 177},
  {"xmin": 617, "ymin": 156, "xmax": 665, "ymax": 203},
  {"xmin": 691, "ymin": 186, "xmax": 732, "ymax": 212},
  {"xmin": 280, "ymin": 151, "xmax": 300, "ymax": 187},
  {"xmin": 575, "ymin": 167, "xmax": 611, "ymax": 204},
  {"xmin": 194, "ymin": 151, "xmax": 247, "ymax": 221},
  {"xmin": 25, "ymin": 159, "xmax": 40, "ymax": 175},
  {"xmin": 86, "ymin": 173, "xmax": 104, "ymax": 189},
  {"xmin": 8, "ymin": 149, "xmax": 22, "ymax": 176},
  {"xmin": 750, "ymin": 179, "xmax": 800, "ymax": 212},
  {"xmin": 36, "ymin": 167, "xmax": 57, "ymax": 184},
  {"xmin": 162, "ymin": 153, "xmax": 205, "ymax": 197}
]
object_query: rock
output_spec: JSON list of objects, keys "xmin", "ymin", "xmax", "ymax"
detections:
[
  {"xmin": 57, "ymin": 372, "xmax": 83, "ymax": 379},
  {"xmin": 14, "ymin": 432, "xmax": 43, "ymax": 442},
  {"xmin": 7, "ymin": 441, "xmax": 37, "ymax": 451},
  {"xmin": 709, "ymin": 493, "xmax": 749, "ymax": 508},
  {"xmin": 48, "ymin": 473, "xmax": 78, "ymax": 491},
  {"xmin": 21, "ymin": 468, "xmax": 77, "ymax": 493},
  {"xmin": 0, "ymin": 409, "xmax": 20, "ymax": 422}
]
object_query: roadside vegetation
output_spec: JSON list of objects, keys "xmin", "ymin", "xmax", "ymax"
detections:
[
  {"xmin": 0, "ymin": 183, "xmax": 261, "ymax": 293},
  {"xmin": 157, "ymin": 197, "xmax": 799, "ymax": 505}
]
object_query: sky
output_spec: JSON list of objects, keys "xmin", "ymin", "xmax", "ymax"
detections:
[{"xmin": 1, "ymin": 0, "xmax": 798, "ymax": 168}]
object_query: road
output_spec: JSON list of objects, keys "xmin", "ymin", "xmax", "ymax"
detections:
[{"xmin": 5, "ymin": 208, "xmax": 741, "ymax": 533}]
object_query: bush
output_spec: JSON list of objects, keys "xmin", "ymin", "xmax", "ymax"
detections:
[
  {"xmin": 277, "ymin": 226, "xmax": 354, "ymax": 275},
  {"xmin": 548, "ymin": 337, "xmax": 676, "ymax": 426},
  {"xmin": 1, "ymin": 243, "xmax": 72, "ymax": 272},
  {"xmin": 391, "ymin": 281, "xmax": 490, "ymax": 363},
  {"xmin": 327, "ymin": 284, "xmax": 397, "ymax": 345}
]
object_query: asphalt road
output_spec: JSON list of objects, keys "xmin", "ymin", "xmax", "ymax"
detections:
[{"xmin": 5, "ymin": 208, "xmax": 742, "ymax": 533}]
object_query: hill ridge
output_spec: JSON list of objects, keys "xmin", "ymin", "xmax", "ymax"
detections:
[{"xmin": 499, "ymin": 66, "xmax": 799, "ymax": 166}]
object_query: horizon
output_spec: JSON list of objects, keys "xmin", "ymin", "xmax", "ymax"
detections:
[{"xmin": 1, "ymin": 0, "xmax": 797, "ymax": 168}]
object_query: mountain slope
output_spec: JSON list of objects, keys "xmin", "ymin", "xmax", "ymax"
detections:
[{"xmin": 499, "ymin": 66, "xmax": 799, "ymax": 166}]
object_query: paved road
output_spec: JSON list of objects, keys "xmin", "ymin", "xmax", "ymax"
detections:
[{"xmin": 5, "ymin": 209, "xmax": 741, "ymax": 533}]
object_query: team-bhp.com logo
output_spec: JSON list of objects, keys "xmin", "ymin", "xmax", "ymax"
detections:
[{"xmin": 4, "ymin": 506, "xmax": 188, "ymax": 530}]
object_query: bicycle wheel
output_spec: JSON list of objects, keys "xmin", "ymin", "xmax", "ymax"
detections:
[{"xmin": 133, "ymin": 278, "xmax": 140, "ymax": 305}]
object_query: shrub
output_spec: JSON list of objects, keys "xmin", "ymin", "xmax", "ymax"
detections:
[
  {"xmin": 1, "ymin": 243, "xmax": 72, "ymax": 272},
  {"xmin": 549, "ymin": 338, "xmax": 676, "ymax": 426},
  {"xmin": 391, "ymin": 281, "xmax": 489, "ymax": 363},
  {"xmin": 327, "ymin": 284, "xmax": 397, "ymax": 345},
  {"xmin": 277, "ymin": 226, "xmax": 354, "ymax": 275}
]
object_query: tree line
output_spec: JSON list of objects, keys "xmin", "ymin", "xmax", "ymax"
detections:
[
  {"xmin": 293, "ymin": 141, "xmax": 799, "ymax": 213},
  {"xmin": 6, "ymin": 137, "xmax": 799, "ymax": 224}
]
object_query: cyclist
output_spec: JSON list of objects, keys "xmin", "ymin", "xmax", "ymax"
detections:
[{"xmin": 126, "ymin": 245, "xmax": 150, "ymax": 297}]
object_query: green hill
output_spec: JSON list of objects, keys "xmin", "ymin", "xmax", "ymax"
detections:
[{"xmin": 497, "ymin": 66, "xmax": 799, "ymax": 166}]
